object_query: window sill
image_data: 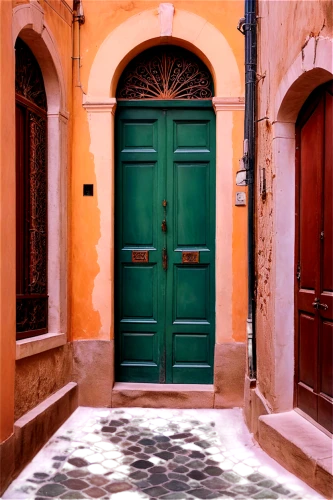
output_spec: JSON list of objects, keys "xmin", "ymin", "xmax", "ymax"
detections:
[{"xmin": 16, "ymin": 332, "xmax": 67, "ymax": 360}]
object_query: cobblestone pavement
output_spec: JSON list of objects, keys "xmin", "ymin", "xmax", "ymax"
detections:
[{"xmin": 4, "ymin": 407, "xmax": 322, "ymax": 500}]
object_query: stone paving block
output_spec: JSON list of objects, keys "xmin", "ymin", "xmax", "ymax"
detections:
[{"xmin": 3, "ymin": 407, "xmax": 323, "ymax": 500}]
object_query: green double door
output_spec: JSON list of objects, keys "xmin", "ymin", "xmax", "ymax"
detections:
[{"xmin": 115, "ymin": 102, "xmax": 216, "ymax": 384}]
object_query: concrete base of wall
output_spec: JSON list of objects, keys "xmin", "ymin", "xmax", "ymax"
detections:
[
  {"xmin": 14, "ymin": 382, "xmax": 78, "ymax": 481},
  {"xmin": 73, "ymin": 340, "xmax": 114, "ymax": 407},
  {"xmin": 112, "ymin": 383, "xmax": 215, "ymax": 408},
  {"xmin": 244, "ymin": 376, "xmax": 270, "ymax": 440},
  {"xmin": 72, "ymin": 340, "xmax": 245, "ymax": 409},
  {"xmin": 214, "ymin": 342, "xmax": 246, "ymax": 408},
  {"xmin": 0, "ymin": 433, "xmax": 15, "ymax": 496},
  {"xmin": 259, "ymin": 412, "xmax": 333, "ymax": 498}
]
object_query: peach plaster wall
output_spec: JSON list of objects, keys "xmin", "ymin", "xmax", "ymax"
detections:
[
  {"xmin": 72, "ymin": 4, "xmax": 247, "ymax": 406},
  {"xmin": 245, "ymin": 0, "xmax": 332, "ymax": 434}
]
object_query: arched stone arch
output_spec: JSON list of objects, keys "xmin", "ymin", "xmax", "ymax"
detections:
[
  {"xmin": 13, "ymin": 1, "xmax": 66, "ymax": 114},
  {"xmin": 86, "ymin": 8, "xmax": 241, "ymax": 100},
  {"xmin": 271, "ymin": 38, "xmax": 332, "ymax": 413},
  {"xmin": 13, "ymin": 2, "xmax": 69, "ymax": 339}
]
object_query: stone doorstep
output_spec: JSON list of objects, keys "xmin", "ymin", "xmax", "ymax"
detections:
[
  {"xmin": 258, "ymin": 410, "xmax": 333, "ymax": 499},
  {"xmin": 14, "ymin": 382, "xmax": 78, "ymax": 479},
  {"xmin": 112, "ymin": 383, "xmax": 215, "ymax": 408}
]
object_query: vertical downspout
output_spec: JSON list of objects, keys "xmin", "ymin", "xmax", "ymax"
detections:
[{"xmin": 244, "ymin": 0, "xmax": 257, "ymax": 380}]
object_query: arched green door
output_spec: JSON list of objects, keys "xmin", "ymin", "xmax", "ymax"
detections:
[{"xmin": 115, "ymin": 101, "xmax": 216, "ymax": 384}]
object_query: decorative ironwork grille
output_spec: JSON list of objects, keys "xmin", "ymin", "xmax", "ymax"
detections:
[
  {"xmin": 15, "ymin": 38, "xmax": 48, "ymax": 339},
  {"xmin": 117, "ymin": 46, "xmax": 213, "ymax": 100},
  {"xmin": 15, "ymin": 38, "xmax": 47, "ymax": 110}
]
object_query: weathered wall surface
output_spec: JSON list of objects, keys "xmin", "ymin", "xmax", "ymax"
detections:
[
  {"xmin": 253, "ymin": 0, "xmax": 332, "ymax": 417},
  {"xmin": 70, "ymin": 0, "xmax": 246, "ymax": 344},
  {"xmin": 14, "ymin": 344, "xmax": 73, "ymax": 421},
  {"xmin": 1, "ymin": 2, "xmax": 73, "ymax": 491}
]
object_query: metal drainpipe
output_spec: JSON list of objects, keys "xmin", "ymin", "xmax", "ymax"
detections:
[{"xmin": 243, "ymin": 0, "xmax": 257, "ymax": 380}]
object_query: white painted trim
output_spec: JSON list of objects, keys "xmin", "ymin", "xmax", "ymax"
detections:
[
  {"xmin": 82, "ymin": 96, "xmax": 117, "ymax": 113},
  {"xmin": 86, "ymin": 8, "xmax": 241, "ymax": 99},
  {"xmin": 271, "ymin": 39, "xmax": 333, "ymax": 412},
  {"xmin": 274, "ymin": 37, "xmax": 333, "ymax": 122},
  {"xmin": 16, "ymin": 333, "xmax": 67, "ymax": 360},
  {"xmin": 13, "ymin": 3, "xmax": 69, "ymax": 339},
  {"xmin": 213, "ymin": 97, "xmax": 245, "ymax": 112}
]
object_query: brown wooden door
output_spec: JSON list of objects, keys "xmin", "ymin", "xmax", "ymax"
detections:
[{"xmin": 295, "ymin": 81, "xmax": 333, "ymax": 434}]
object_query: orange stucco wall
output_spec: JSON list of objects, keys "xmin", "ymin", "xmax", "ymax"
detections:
[
  {"xmin": 0, "ymin": 0, "xmax": 247, "ymax": 445},
  {"xmin": 0, "ymin": 0, "xmax": 16, "ymax": 443},
  {"xmin": 70, "ymin": 0, "xmax": 247, "ymax": 343}
]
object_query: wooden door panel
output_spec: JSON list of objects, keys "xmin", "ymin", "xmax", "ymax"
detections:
[
  {"xmin": 296, "ymin": 82, "xmax": 333, "ymax": 434},
  {"xmin": 116, "ymin": 109, "xmax": 165, "ymax": 382},
  {"xmin": 174, "ymin": 266, "xmax": 209, "ymax": 322},
  {"xmin": 121, "ymin": 120, "xmax": 158, "ymax": 152},
  {"xmin": 298, "ymin": 313, "xmax": 317, "ymax": 389},
  {"xmin": 322, "ymin": 93, "xmax": 333, "ymax": 293},
  {"xmin": 318, "ymin": 395, "xmax": 333, "ymax": 434},
  {"xmin": 298, "ymin": 384, "xmax": 317, "ymax": 421},
  {"xmin": 174, "ymin": 163, "xmax": 210, "ymax": 248},
  {"xmin": 320, "ymin": 321, "xmax": 333, "ymax": 398},
  {"xmin": 173, "ymin": 120, "xmax": 210, "ymax": 152},
  {"xmin": 166, "ymin": 108, "xmax": 215, "ymax": 384},
  {"xmin": 122, "ymin": 163, "xmax": 157, "ymax": 248},
  {"xmin": 299, "ymin": 102, "xmax": 323, "ymax": 292},
  {"xmin": 116, "ymin": 105, "xmax": 215, "ymax": 384},
  {"xmin": 121, "ymin": 265, "xmax": 157, "ymax": 321}
]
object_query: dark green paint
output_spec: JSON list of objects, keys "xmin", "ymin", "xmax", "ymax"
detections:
[{"xmin": 115, "ymin": 103, "xmax": 216, "ymax": 384}]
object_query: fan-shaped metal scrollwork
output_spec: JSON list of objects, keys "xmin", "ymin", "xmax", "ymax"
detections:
[
  {"xmin": 117, "ymin": 47, "xmax": 213, "ymax": 100},
  {"xmin": 15, "ymin": 38, "xmax": 47, "ymax": 110}
]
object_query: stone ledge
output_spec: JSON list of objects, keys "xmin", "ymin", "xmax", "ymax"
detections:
[
  {"xmin": 258, "ymin": 410, "xmax": 333, "ymax": 498},
  {"xmin": 16, "ymin": 332, "xmax": 67, "ymax": 360},
  {"xmin": 14, "ymin": 382, "xmax": 78, "ymax": 478},
  {"xmin": 112, "ymin": 383, "xmax": 214, "ymax": 408}
]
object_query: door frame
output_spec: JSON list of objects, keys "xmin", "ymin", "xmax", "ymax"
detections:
[
  {"xmin": 262, "ymin": 38, "xmax": 332, "ymax": 415},
  {"xmin": 82, "ymin": 95, "xmax": 245, "ymax": 390},
  {"xmin": 82, "ymin": 9, "xmax": 247, "ymax": 403}
]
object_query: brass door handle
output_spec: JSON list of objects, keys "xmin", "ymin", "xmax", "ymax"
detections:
[
  {"xmin": 312, "ymin": 298, "xmax": 328, "ymax": 310},
  {"xmin": 162, "ymin": 247, "xmax": 168, "ymax": 271}
]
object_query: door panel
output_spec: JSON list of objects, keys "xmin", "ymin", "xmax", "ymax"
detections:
[
  {"xmin": 296, "ymin": 82, "xmax": 333, "ymax": 433},
  {"xmin": 166, "ymin": 109, "xmax": 215, "ymax": 384},
  {"xmin": 116, "ymin": 109, "xmax": 165, "ymax": 383},
  {"xmin": 175, "ymin": 163, "xmax": 209, "ymax": 248},
  {"xmin": 174, "ymin": 266, "xmax": 209, "ymax": 322},
  {"xmin": 116, "ymin": 105, "xmax": 215, "ymax": 384},
  {"xmin": 122, "ymin": 163, "xmax": 157, "ymax": 247}
]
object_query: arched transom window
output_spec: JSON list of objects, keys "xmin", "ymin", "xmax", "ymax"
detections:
[{"xmin": 117, "ymin": 46, "xmax": 213, "ymax": 100}]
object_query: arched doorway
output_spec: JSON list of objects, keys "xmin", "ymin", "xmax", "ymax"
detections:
[
  {"xmin": 295, "ymin": 81, "xmax": 333, "ymax": 433},
  {"xmin": 114, "ymin": 46, "xmax": 216, "ymax": 383}
]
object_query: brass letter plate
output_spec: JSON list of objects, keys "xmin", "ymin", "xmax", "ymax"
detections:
[
  {"xmin": 132, "ymin": 250, "xmax": 149, "ymax": 263},
  {"xmin": 182, "ymin": 251, "xmax": 199, "ymax": 264}
]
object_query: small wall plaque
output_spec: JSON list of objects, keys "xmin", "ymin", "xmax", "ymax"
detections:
[
  {"xmin": 235, "ymin": 191, "xmax": 246, "ymax": 206},
  {"xmin": 132, "ymin": 250, "xmax": 149, "ymax": 263},
  {"xmin": 182, "ymin": 251, "xmax": 199, "ymax": 264}
]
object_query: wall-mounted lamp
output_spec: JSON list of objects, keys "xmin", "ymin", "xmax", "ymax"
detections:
[{"xmin": 236, "ymin": 139, "xmax": 253, "ymax": 186}]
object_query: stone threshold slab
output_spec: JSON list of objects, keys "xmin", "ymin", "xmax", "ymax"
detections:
[
  {"xmin": 112, "ymin": 382, "xmax": 215, "ymax": 408},
  {"xmin": 258, "ymin": 410, "xmax": 333, "ymax": 498}
]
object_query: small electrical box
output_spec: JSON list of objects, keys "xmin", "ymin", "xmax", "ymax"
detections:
[
  {"xmin": 83, "ymin": 184, "xmax": 94, "ymax": 196},
  {"xmin": 235, "ymin": 192, "xmax": 246, "ymax": 206}
]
